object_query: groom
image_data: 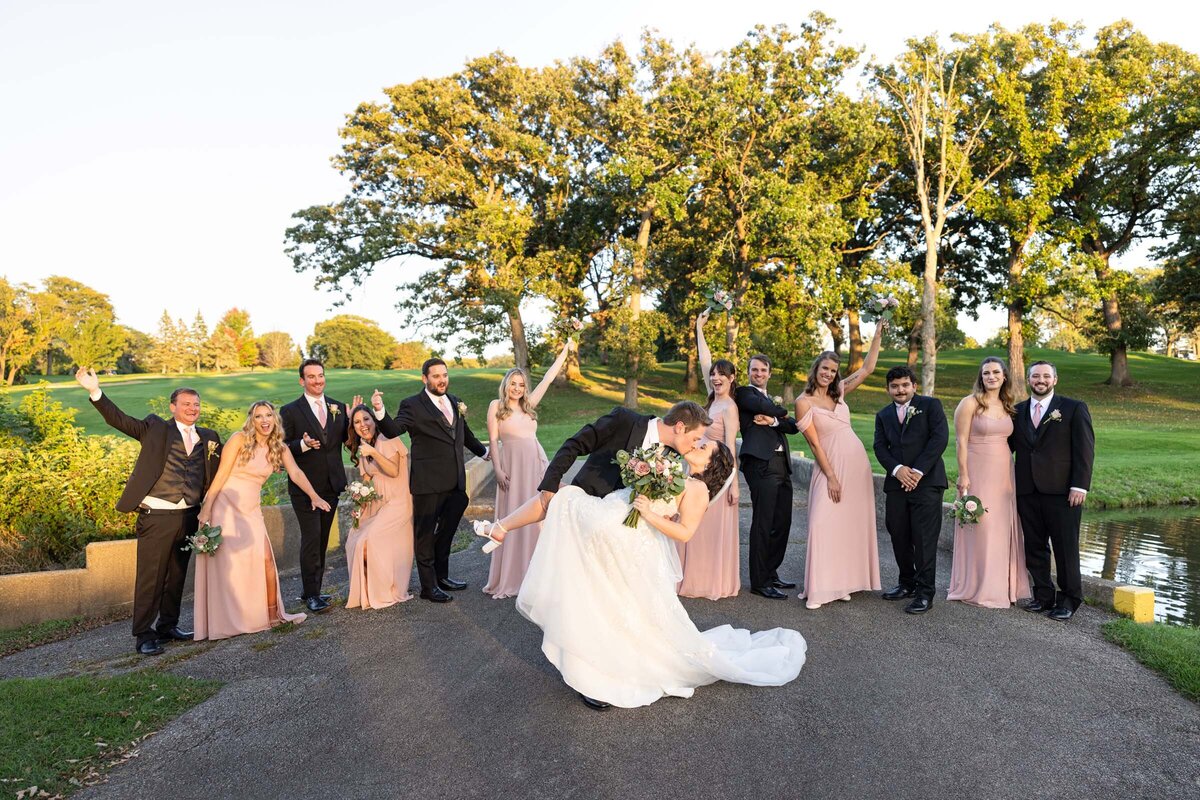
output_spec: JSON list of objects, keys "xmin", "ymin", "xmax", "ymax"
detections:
[{"xmin": 1010, "ymin": 361, "xmax": 1095, "ymax": 621}]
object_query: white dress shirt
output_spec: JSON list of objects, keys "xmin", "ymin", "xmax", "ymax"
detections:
[{"xmin": 641, "ymin": 418, "xmax": 661, "ymax": 450}]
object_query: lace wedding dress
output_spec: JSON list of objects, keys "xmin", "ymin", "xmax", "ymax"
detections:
[{"xmin": 515, "ymin": 486, "xmax": 807, "ymax": 708}]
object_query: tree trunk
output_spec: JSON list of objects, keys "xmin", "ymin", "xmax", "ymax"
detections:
[
  {"xmin": 847, "ymin": 306, "xmax": 864, "ymax": 373},
  {"xmin": 727, "ymin": 209, "xmax": 751, "ymax": 363},
  {"xmin": 825, "ymin": 318, "xmax": 844, "ymax": 356},
  {"xmin": 506, "ymin": 305, "xmax": 529, "ymax": 372},
  {"xmin": 1007, "ymin": 302, "xmax": 1027, "ymax": 399},
  {"xmin": 782, "ymin": 382, "xmax": 795, "ymax": 405},
  {"xmin": 920, "ymin": 240, "xmax": 939, "ymax": 396},
  {"xmin": 1095, "ymin": 252, "xmax": 1133, "ymax": 386},
  {"xmin": 685, "ymin": 349, "xmax": 699, "ymax": 394},
  {"xmin": 625, "ymin": 204, "xmax": 655, "ymax": 409},
  {"xmin": 554, "ymin": 342, "xmax": 583, "ymax": 386},
  {"xmin": 907, "ymin": 321, "xmax": 921, "ymax": 368}
]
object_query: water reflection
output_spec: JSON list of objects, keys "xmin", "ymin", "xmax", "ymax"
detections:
[{"xmin": 1079, "ymin": 508, "xmax": 1200, "ymax": 626}]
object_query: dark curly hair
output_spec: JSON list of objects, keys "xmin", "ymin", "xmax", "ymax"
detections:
[
  {"xmin": 345, "ymin": 404, "xmax": 377, "ymax": 467},
  {"xmin": 693, "ymin": 440, "xmax": 735, "ymax": 500}
]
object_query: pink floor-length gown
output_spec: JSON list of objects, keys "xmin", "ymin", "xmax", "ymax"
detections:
[
  {"xmin": 947, "ymin": 414, "xmax": 1033, "ymax": 608},
  {"xmin": 483, "ymin": 409, "xmax": 548, "ymax": 598},
  {"xmin": 800, "ymin": 400, "xmax": 882, "ymax": 605},
  {"xmin": 194, "ymin": 445, "xmax": 306, "ymax": 640},
  {"xmin": 345, "ymin": 435, "xmax": 415, "ymax": 610},
  {"xmin": 676, "ymin": 396, "xmax": 740, "ymax": 600}
]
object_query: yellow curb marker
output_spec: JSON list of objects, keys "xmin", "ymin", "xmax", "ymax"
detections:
[{"xmin": 1113, "ymin": 586, "xmax": 1155, "ymax": 624}]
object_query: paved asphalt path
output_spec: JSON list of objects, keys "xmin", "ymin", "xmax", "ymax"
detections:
[{"xmin": 4, "ymin": 482, "xmax": 1198, "ymax": 800}]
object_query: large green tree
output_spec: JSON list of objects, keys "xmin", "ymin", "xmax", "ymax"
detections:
[{"xmin": 307, "ymin": 315, "xmax": 397, "ymax": 369}]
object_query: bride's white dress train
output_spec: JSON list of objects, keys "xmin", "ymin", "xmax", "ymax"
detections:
[{"xmin": 516, "ymin": 486, "xmax": 807, "ymax": 708}]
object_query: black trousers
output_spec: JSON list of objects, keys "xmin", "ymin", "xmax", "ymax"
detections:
[
  {"xmin": 412, "ymin": 489, "xmax": 470, "ymax": 591},
  {"xmin": 742, "ymin": 451, "xmax": 793, "ymax": 589},
  {"xmin": 883, "ymin": 487, "xmax": 943, "ymax": 601},
  {"xmin": 293, "ymin": 494, "xmax": 339, "ymax": 599},
  {"xmin": 132, "ymin": 507, "xmax": 197, "ymax": 645},
  {"xmin": 1018, "ymin": 491, "xmax": 1083, "ymax": 610}
]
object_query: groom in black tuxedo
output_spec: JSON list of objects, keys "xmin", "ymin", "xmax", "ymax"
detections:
[
  {"xmin": 377, "ymin": 358, "xmax": 487, "ymax": 603},
  {"xmin": 280, "ymin": 358, "xmax": 351, "ymax": 615},
  {"xmin": 76, "ymin": 368, "xmax": 222, "ymax": 655},
  {"xmin": 1010, "ymin": 360, "xmax": 1095, "ymax": 621},
  {"xmin": 872, "ymin": 365, "xmax": 949, "ymax": 615},
  {"xmin": 734, "ymin": 354, "xmax": 799, "ymax": 599}
]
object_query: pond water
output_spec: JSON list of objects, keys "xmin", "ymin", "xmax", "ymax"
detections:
[{"xmin": 1079, "ymin": 507, "xmax": 1200, "ymax": 626}]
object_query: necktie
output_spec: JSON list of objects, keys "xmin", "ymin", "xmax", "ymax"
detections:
[
  {"xmin": 897, "ymin": 404, "xmax": 906, "ymax": 423},
  {"xmin": 316, "ymin": 399, "xmax": 327, "ymax": 427},
  {"xmin": 440, "ymin": 397, "xmax": 453, "ymax": 425},
  {"xmin": 183, "ymin": 427, "xmax": 196, "ymax": 455},
  {"xmin": 1032, "ymin": 402, "xmax": 1043, "ymax": 428}
]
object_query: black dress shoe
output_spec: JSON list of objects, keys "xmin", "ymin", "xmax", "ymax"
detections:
[
  {"xmin": 156, "ymin": 626, "xmax": 193, "ymax": 642},
  {"xmin": 578, "ymin": 692, "xmax": 611, "ymax": 711},
  {"xmin": 1021, "ymin": 598, "xmax": 1052, "ymax": 613},
  {"xmin": 904, "ymin": 597, "xmax": 932, "ymax": 615},
  {"xmin": 771, "ymin": 579, "xmax": 797, "ymax": 589},
  {"xmin": 750, "ymin": 586, "xmax": 788, "ymax": 600},
  {"xmin": 304, "ymin": 596, "xmax": 331, "ymax": 614},
  {"xmin": 137, "ymin": 640, "xmax": 164, "ymax": 656},
  {"xmin": 319, "ymin": 594, "xmax": 332, "ymax": 603},
  {"xmin": 419, "ymin": 587, "xmax": 453, "ymax": 603},
  {"xmin": 1047, "ymin": 606, "xmax": 1075, "ymax": 621},
  {"xmin": 437, "ymin": 578, "xmax": 467, "ymax": 591},
  {"xmin": 882, "ymin": 585, "xmax": 916, "ymax": 601}
]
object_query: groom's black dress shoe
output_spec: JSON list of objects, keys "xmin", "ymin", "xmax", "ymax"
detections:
[
  {"xmin": 771, "ymin": 579, "xmax": 797, "ymax": 589},
  {"xmin": 420, "ymin": 587, "xmax": 453, "ymax": 603},
  {"xmin": 156, "ymin": 626, "xmax": 193, "ymax": 642},
  {"xmin": 882, "ymin": 585, "xmax": 916, "ymax": 601},
  {"xmin": 1047, "ymin": 606, "xmax": 1075, "ymax": 622},
  {"xmin": 137, "ymin": 640, "xmax": 164, "ymax": 656},
  {"xmin": 750, "ymin": 586, "xmax": 788, "ymax": 600},
  {"xmin": 1021, "ymin": 599, "xmax": 1052, "ymax": 613},
  {"xmin": 904, "ymin": 597, "xmax": 932, "ymax": 615},
  {"xmin": 305, "ymin": 596, "xmax": 331, "ymax": 614},
  {"xmin": 578, "ymin": 693, "xmax": 611, "ymax": 711},
  {"xmin": 437, "ymin": 578, "xmax": 468, "ymax": 592}
]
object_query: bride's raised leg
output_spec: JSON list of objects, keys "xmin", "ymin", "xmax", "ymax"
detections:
[{"xmin": 476, "ymin": 491, "xmax": 552, "ymax": 551}]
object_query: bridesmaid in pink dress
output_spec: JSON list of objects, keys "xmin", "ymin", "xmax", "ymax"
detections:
[
  {"xmin": 676, "ymin": 308, "xmax": 741, "ymax": 599},
  {"xmin": 947, "ymin": 357, "xmax": 1033, "ymax": 607},
  {"xmin": 195, "ymin": 402, "xmax": 326, "ymax": 640},
  {"xmin": 794, "ymin": 321, "xmax": 886, "ymax": 609},
  {"xmin": 345, "ymin": 404, "xmax": 415, "ymax": 610},
  {"xmin": 482, "ymin": 340, "xmax": 572, "ymax": 598}
]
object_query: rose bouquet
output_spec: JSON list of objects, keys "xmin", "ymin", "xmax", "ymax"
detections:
[
  {"xmin": 951, "ymin": 494, "xmax": 987, "ymax": 525},
  {"xmin": 864, "ymin": 295, "xmax": 900, "ymax": 322},
  {"xmin": 181, "ymin": 522, "xmax": 223, "ymax": 555},
  {"xmin": 341, "ymin": 480, "xmax": 381, "ymax": 528},
  {"xmin": 704, "ymin": 286, "xmax": 735, "ymax": 314},
  {"xmin": 554, "ymin": 316, "xmax": 585, "ymax": 339},
  {"xmin": 613, "ymin": 444, "xmax": 687, "ymax": 528}
]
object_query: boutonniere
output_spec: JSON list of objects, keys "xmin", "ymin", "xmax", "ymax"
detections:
[
  {"xmin": 206, "ymin": 440, "xmax": 218, "ymax": 458},
  {"xmin": 1047, "ymin": 409, "xmax": 1063, "ymax": 423},
  {"xmin": 904, "ymin": 406, "xmax": 923, "ymax": 424},
  {"xmin": 771, "ymin": 395, "xmax": 783, "ymax": 405},
  {"xmin": 457, "ymin": 401, "xmax": 468, "ymax": 417},
  {"xmin": 328, "ymin": 404, "xmax": 340, "ymax": 419}
]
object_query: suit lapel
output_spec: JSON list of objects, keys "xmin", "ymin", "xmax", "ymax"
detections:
[
  {"xmin": 1015, "ymin": 400, "xmax": 1036, "ymax": 446},
  {"xmin": 1033, "ymin": 395, "xmax": 1062, "ymax": 446},
  {"xmin": 628, "ymin": 415, "xmax": 651, "ymax": 451},
  {"xmin": 883, "ymin": 403, "xmax": 902, "ymax": 443},
  {"xmin": 419, "ymin": 392, "xmax": 456, "ymax": 442},
  {"xmin": 297, "ymin": 396, "xmax": 327, "ymax": 445}
]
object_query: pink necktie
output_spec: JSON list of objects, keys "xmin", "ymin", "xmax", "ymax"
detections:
[
  {"xmin": 1032, "ymin": 402, "xmax": 1043, "ymax": 428},
  {"xmin": 183, "ymin": 427, "xmax": 196, "ymax": 455},
  {"xmin": 897, "ymin": 405, "xmax": 906, "ymax": 423},
  {"xmin": 316, "ymin": 400, "xmax": 327, "ymax": 427},
  {"xmin": 440, "ymin": 398, "xmax": 453, "ymax": 425}
]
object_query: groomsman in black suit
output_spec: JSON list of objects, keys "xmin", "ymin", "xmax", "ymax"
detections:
[
  {"xmin": 378, "ymin": 358, "xmax": 487, "ymax": 603},
  {"xmin": 734, "ymin": 354, "xmax": 799, "ymax": 599},
  {"xmin": 280, "ymin": 359, "xmax": 352, "ymax": 615},
  {"xmin": 872, "ymin": 365, "xmax": 949, "ymax": 615},
  {"xmin": 76, "ymin": 368, "xmax": 222, "ymax": 655},
  {"xmin": 1010, "ymin": 361, "xmax": 1095, "ymax": 621}
]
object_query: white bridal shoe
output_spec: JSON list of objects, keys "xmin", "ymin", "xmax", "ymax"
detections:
[{"xmin": 473, "ymin": 520, "xmax": 505, "ymax": 553}]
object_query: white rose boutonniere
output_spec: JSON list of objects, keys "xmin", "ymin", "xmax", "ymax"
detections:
[
  {"xmin": 206, "ymin": 440, "xmax": 218, "ymax": 458},
  {"xmin": 328, "ymin": 403, "xmax": 340, "ymax": 419},
  {"xmin": 905, "ymin": 406, "xmax": 923, "ymax": 424},
  {"xmin": 1048, "ymin": 409, "xmax": 1063, "ymax": 423},
  {"xmin": 771, "ymin": 395, "xmax": 783, "ymax": 405},
  {"xmin": 457, "ymin": 401, "xmax": 468, "ymax": 418}
]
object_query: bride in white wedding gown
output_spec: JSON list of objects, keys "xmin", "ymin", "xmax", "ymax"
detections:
[{"xmin": 482, "ymin": 440, "xmax": 806, "ymax": 709}]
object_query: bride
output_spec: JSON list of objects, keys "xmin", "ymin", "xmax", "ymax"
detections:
[{"xmin": 481, "ymin": 439, "xmax": 807, "ymax": 709}]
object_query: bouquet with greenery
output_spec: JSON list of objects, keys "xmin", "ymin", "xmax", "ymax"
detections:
[
  {"xmin": 182, "ymin": 522, "xmax": 223, "ymax": 555},
  {"xmin": 951, "ymin": 495, "xmax": 987, "ymax": 525},
  {"xmin": 614, "ymin": 444, "xmax": 687, "ymax": 528},
  {"xmin": 341, "ymin": 480, "xmax": 381, "ymax": 528},
  {"xmin": 864, "ymin": 295, "xmax": 900, "ymax": 322},
  {"xmin": 704, "ymin": 286, "xmax": 735, "ymax": 314}
]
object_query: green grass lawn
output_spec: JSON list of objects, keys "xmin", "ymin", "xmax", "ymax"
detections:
[
  {"xmin": 1103, "ymin": 619, "xmax": 1200, "ymax": 703},
  {"xmin": 7, "ymin": 347, "xmax": 1198, "ymax": 508}
]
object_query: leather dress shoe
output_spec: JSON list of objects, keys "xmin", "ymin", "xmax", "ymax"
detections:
[
  {"xmin": 881, "ymin": 585, "xmax": 916, "ymax": 601},
  {"xmin": 437, "ymin": 578, "xmax": 467, "ymax": 592},
  {"xmin": 1047, "ymin": 606, "xmax": 1075, "ymax": 622},
  {"xmin": 319, "ymin": 594, "xmax": 332, "ymax": 603},
  {"xmin": 1021, "ymin": 598, "xmax": 1052, "ymax": 613},
  {"xmin": 137, "ymin": 640, "xmax": 164, "ymax": 656},
  {"xmin": 750, "ymin": 586, "xmax": 788, "ymax": 600},
  {"xmin": 156, "ymin": 626, "xmax": 193, "ymax": 642},
  {"xmin": 578, "ymin": 692, "xmax": 611, "ymax": 711},
  {"xmin": 419, "ymin": 587, "xmax": 453, "ymax": 603},
  {"xmin": 304, "ymin": 596, "xmax": 331, "ymax": 614},
  {"xmin": 771, "ymin": 579, "xmax": 797, "ymax": 589},
  {"xmin": 904, "ymin": 597, "xmax": 932, "ymax": 615}
]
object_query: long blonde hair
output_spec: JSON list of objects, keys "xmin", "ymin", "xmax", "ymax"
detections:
[
  {"xmin": 238, "ymin": 401, "xmax": 287, "ymax": 471},
  {"xmin": 495, "ymin": 368, "xmax": 537, "ymax": 421},
  {"xmin": 972, "ymin": 357, "xmax": 1018, "ymax": 416}
]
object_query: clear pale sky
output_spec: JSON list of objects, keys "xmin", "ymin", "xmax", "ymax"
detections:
[{"xmin": 1, "ymin": 1, "xmax": 1194, "ymax": 354}]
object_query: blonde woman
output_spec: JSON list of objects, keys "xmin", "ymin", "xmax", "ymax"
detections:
[
  {"xmin": 482, "ymin": 340, "xmax": 572, "ymax": 598},
  {"xmin": 195, "ymin": 402, "xmax": 330, "ymax": 640},
  {"xmin": 947, "ymin": 357, "xmax": 1032, "ymax": 608}
]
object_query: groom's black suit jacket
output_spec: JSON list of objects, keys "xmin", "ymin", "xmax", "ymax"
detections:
[
  {"xmin": 872, "ymin": 394, "xmax": 949, "ymax": 493},
  {"xmin": 734, "ymin": 386, "xmax": 798, "ymax": 469},
  {"xmin": 91, "ymin": 393, "xmax": 222, "ymax": 514},
  {"xmin": 281, "ymin": 395, "xmax": 351, "ymax": 498},
  {"xmin": 378, "ymin": 391, "xmax": 486, "ymax": 496},
  {"xmin": 538, "ymin": 406, "xmax": 654, "ymax": 498},
  {"xmin": 1009, "ymin": 395, "xmax": 1094, "ymax": 496}
]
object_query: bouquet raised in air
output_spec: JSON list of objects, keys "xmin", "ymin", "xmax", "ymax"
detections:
[
  {"xmin": 341, "ymin": 480, "xmax": 381, "ymax": 528},
  {"xmin": 614, "ymin": 444, "xmax": 687, "ymax": 528},
  {"xmin": 951, "ymin": 495, "xmax": 987, "ymax": 525},
  {"xmin": 704, "ymin": 286, "xmax": 735, "ymax": 314},
  {"xmin": 182, "ymin": 522, "xmax": 223, "ymax": 555},
  {"xmin": 554, "ymin": 316, "xmax": 584, "ymax": 339},
  {"xmin": 864, "ymin": 295, "xmax": 900, "ymax": 322}
]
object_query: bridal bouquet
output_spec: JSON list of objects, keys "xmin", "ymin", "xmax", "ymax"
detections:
[
  {"xmin": 181, "ymin": 523, "xmax": 223, "ymax": 555},
  {"xmin": 614, "ymin": 444, "xmax": 687, "ymax": 528},
  {"xmin": 341, "ymin": 480, "xmax": 380, "ymax": 528},
  {"xmin": 864, "ymin": 295, "xmax": 900, "ymax": 322},
  {"xmin": 951, "ymin": 495, "xmax": 987, "ymax": 525},
  {"xmin": 554, "ymin": 316, "xmax": 585, "ymax": 339},
  {"xmin": 704, "ymin": 286, "xmax": 735, "ymax": 314}
]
